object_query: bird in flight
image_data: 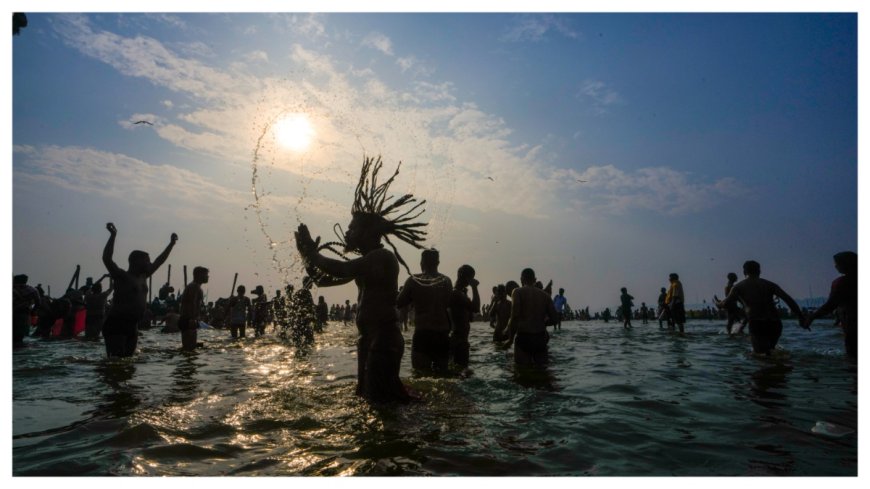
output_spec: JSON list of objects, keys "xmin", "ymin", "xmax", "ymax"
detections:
[
  {"xmin": 575, "ymin": 179, "xmax": 587, "ymax": 183},
  {"xmin": 486, "ymin": 176, "xmax": 495, "ymax": 181},
  {"xmin": 133, "ymin": 120, "xmax": 153, "ymax": 126}
]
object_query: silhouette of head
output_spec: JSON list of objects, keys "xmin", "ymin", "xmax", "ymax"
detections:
[
  {"xmin": 13, "ymin": 274, "xmax": 27, "ymax": 285},
  {"xmin": 661, "ymin": 287, "xmax": 667, "ymax": 293},
  {"xmin": 497, "ymin": 284, "xmax": 506, "ymax": 299},
  {"xmin": 742, "ymin": 260, "xmax": 761, "ymax": 277},
  {"xmin": 194, "ymin": 267, "xmax": 209, "ymax": 284},
  {"xmin": 456, "ymin": 264, "xmax": 475, "ymax": 286},
  {"xmin": 505, "ymin": 280, "xmax": 520, "ymax": 296},
  {"xmin": 559, "ymin": 288, "xmax": 565, "ymax": 295},
  {"xmin": 521, "ymin": 268, "xmax": 536, "ymax": 286},
  {"xmin": 128, "ymin": 250, "xmax": 151, "ymax": 274},
  {"xmin": 237, "ymin": 285, "xmax": 246, "ymax": 295},
  {"xmin": 92, "ymin": 283, "xmax": 103, "ymax": 294},
  {"xmin": 668, "ymin": 273, "xmax": 679, "ymax": 282},
  {"xmin": 621, "ymin": 287, "xmax": 627, "ymax": 293},
  {"xmin": 833, "ymin": 251, "xmax": 857, "ymax": 275},
  {"xmin": 421, "ymin": 248, "xmax": 440, "ymax": 272},
  {"xmin": 727, "ymin": 272, "xmax": 738, "ymax": 282}
]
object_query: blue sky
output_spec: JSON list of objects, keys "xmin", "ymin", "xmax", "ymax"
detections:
[{"xmin": 8, "ymin": 9, "xmax": 858, "ymax": 310}]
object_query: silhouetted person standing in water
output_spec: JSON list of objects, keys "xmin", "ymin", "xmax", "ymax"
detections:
[
  {"xmin": 715, "ymin": 272, "xmax": 746, "ymax": 335},
  {"xmin": 620, "ymin": 287, "xmax": 634, "ymax": 329},
  {"xmin": 396, "ymin": 249, "xmax": 453, "ymax": 372},
  {"xmin": 102, "ymin": 222, "xmax": 177, "ymax": 357},
  {"xmin": 657, "ymin": 287, "xmax": 670, "ymax": 328},
  {"xmin": 553, "ymin": 288, "xmax": 567, "ymax": 331},
  {"xmin": 449, "ymin": 265, "xmax": 481, "ymax": 370},
  {"xmin": 718, "ymin": 260, "xmax": 807, "ymax": 356},
  {"xmin": 179, "ymin": 266, "xmax": 208, "ymax": 351},
  {"xmin": 227, "ymin": 285, "xmax": 251, "ymax": 339},
  {"xmin": 296, "ymin": 155, "xmax": 427, "ymax": 403},
  {"xmin": 665, "ymin": 273, "xmax": 685, "ymax": 333},
  {"xmin": 13, "ymin": 274, "xmax": 39, "ymax": 346},
  {"xmin": 503, "ymin": 268, "xmax": 558, "ymax": 365},
  {"xmin": 804, "ymin": 251, "xmax": 857, "ymax": 358},
  {"xmin": 84, "ymin": 275, "xmax": 113, "ymax": 340},
  {"xmin": 491, "ymin": 284, "xmax": 512, "ymax": 342}
]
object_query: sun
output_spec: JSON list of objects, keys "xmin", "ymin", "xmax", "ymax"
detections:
[{"xmin": 273, "ymin": 113, "xmax": 315, "ymax": 152}]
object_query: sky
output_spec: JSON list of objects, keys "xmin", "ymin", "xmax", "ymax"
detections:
[{"xmin": 7, "ymin": 6, "xmax": 859, "ymax": 312}]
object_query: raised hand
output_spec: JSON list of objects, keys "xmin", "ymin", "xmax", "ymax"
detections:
[
  {"xmin": 170, "ymin": 232, "xmax": 179, "ymax": 244},
  {"xmin": 106, "ymin": 222, "xmax": 117, "ymax": 235},
  {"xmin": 294, "ymin": 223, "xmax": 320, "ymax": 259}
]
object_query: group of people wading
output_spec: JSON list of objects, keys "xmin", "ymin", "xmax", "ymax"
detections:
[{"xmin": 12, "ymin": 155, "xmax": 858, "ymax": 404}]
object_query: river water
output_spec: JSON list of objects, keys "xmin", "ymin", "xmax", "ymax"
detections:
[{"xmin": 12, "ymin": 319, "xmax": 857, "ymax": 476}]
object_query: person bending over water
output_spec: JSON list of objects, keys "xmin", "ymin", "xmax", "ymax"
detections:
[
  {"xmin": 296, "ymin": 155, "xmax": 427, "ymax": 403},
  {"xmin": 396, "ymin": 249, "xmax": 453, "ymax": 372},
  {"xmin": 503, "ymin": 268, "xmax": 558, "ymax": 365},
  {"xmin": 179, "ymin": 266, "xmax": 208, "ymax": 351},
  {"xmin": 449, "ymin": 264, "xmax": 480, "ymax": 369},
  {"xmin": 718, "ymin": 260, "xmax": 807, "ymax": 356},
  {"xmin": 102, "ymin": 222, "xmax": 177, "ymax": 357},
  {"xmin": 803, "ymin": 251, "xmax": 857, "ymax": 358}
]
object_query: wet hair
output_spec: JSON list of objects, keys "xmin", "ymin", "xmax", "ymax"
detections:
[
  {"xmin": 727, "ymin": 272, "xmax": 738, "ymax": 281},
  {"xmin": 521, "ymin": 268, "xmax": 536, "ymax": 284},
  {"xmin": 13, "ymin": 274, "xmax": 27, "ymax": 285},
  {"xmin": 349, "ymin": 155, "xmax": 427, "ymax": 274},
  {"xmin": 833, "ymin": 251, "xmax": 857, "ymax": 275},
  {"xmin": 742, "ymin": 260, "xmax": 761, "ymax": 276},
  {"xmin": 421, "ymin": 248, "xmax": 439, "ymax": 269}
]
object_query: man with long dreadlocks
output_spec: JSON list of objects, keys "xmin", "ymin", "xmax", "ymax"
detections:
[{"xmin": 295, "ymin": 155, "xmax": 426, "ymax": 403}]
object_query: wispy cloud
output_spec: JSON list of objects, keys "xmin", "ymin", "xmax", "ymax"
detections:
[
  {"xmin": 12, "ymin": 144, "xmax": 346, "ymax": 224},
  {"xmin": 396, "ymin": 55, "xmax": 434, "ymax": 77},
  {"xmin": 552, "ymin": 165, "xmax": 752, "ymax": 216},
  {"xmin": 145, "ymin": 14, "xmax": 187, "ymax": 30},
  {"xmin": 577, "ymin": 79, "xmax": 623, "ymax": 114},
  {"xmin": 362, "ymin": 31, "xmax": 394, "ymax": 56},
  {"xmin": 13, "ymin": 145, "xmax": 246, "ymax": 221},
  {"xmin": 284, "ymin": 13, "xmax": 326, "ymax": 38},
  {"xmin": 501, "ymin": 14, "xmax": 580, "ymax": 42},
  {"xmin": 46, "ymin": 14, "xmax": 741, "ymax": 223}
]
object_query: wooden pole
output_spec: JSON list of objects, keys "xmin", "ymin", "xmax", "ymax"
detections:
[
  {"xmin": 184, "ymin": 265, "xmax": 188, "ymax": 287},
  {"xmin": 231, "ymin": 273, "xmax": 238, "ymax": 297},
  {"xmin": 167, "ymin": 264, "xmax": 172, "ymax": 287}
]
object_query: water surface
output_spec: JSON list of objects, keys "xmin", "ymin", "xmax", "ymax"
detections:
[{"xmin": 12, "ymin": 319, "xmax": 857, "ymax": 476}]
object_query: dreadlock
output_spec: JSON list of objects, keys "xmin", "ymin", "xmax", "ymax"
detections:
[{"xmin": 349, "ymin": 154, "xmax": 427, "ymax": 274}]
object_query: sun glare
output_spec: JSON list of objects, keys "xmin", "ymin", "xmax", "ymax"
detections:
[{"xmin": 273, "ymin": 114, "xmax": 315, "ymax": 152}]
